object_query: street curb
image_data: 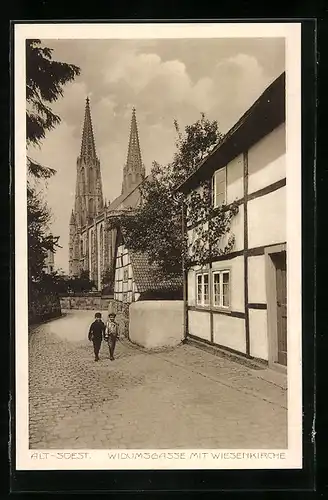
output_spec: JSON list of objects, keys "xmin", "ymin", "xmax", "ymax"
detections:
[{"xmin": 185, "ymin": 337, "xmax": 267, "ymax": 371}]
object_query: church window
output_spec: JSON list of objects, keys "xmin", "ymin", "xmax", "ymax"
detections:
[
  {"xmin": 89, "ymin": 167, "xmax": 94, "ymax": 192},
  {"xmin": 81, "ymin": 167, "xmax": 86, "ymax": 188},
  {"xmin": 90, "ymin": 230, "xmax": 94, "ymax": 254},
  {"xmin": 89, "ymin": 198, "xmax": 94, "ymax": 216},
  {"xmin": 100, "ymin": 225, "xmax": 104, "ymax": 271}
]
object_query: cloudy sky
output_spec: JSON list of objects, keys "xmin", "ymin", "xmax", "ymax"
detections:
[{"xmin": 28, "ymin": 37, "xmax": 285, "ymax": 273}]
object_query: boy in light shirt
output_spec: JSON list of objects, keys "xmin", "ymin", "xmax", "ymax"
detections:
[{"xmin": 104, "ymin": 313, "xmax": 119, "ymax": 361}]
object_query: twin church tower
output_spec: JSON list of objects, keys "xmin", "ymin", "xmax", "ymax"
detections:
[{"xmin": 68, "ymin": 98, "xmax": 145, "ymax": 288}]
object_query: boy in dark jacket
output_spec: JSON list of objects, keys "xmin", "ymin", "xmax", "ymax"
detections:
[{"xmin": 88, "ymin": 312, "xmax": 105, "ymax": 361}]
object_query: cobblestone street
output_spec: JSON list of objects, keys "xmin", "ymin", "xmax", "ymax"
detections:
[{"xmin": 29, "ymin": 311, "xmax": 287, "ymax": 450}]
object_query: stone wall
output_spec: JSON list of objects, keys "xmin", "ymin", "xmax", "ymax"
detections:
[
  {"xmin": 60, "ymin": 295, "xmax": 112, "ymax": 311},
  {"xmin": 108, "ymin": 299, "xmax": 130, "ymax": 337}
]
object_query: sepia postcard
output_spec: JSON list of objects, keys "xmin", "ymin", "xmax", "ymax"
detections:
[{"xmin": 14, "ymin": 22, "xmax": 302, "ymax": 471}]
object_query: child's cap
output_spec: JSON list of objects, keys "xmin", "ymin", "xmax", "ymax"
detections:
[{"xmin": 95, "ymin": 312, "xmax": 102, "ymax": 318}]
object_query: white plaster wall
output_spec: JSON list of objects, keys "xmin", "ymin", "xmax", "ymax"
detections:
[
  {"xmin": 212, "ymin": 256, "xmax": 244, "ymax": 312},
  {"xmin": 230, "ymin": 204, "xmax": 244, "ymax": 251},
  {"xmin": 129, "ymin": 301, "xmax": 184, "ymax": 349},
  {"xmin": 248, "ymin": 123, "xmax": 286, "ymax": 194},
  {"xmin": 114, "ymin": 245, "xmax": 137, "ymax": 304},
  {"xmin": 114, "ymin": 244, "xmax": 123, "ymax": 296},
  {"xmin": 187, "ymin": 221, "xmax": 209, "ymax": 259},
  {"xmin": 213, "ymin": 314, "xmax": 246, "ymax": 353},
  {"xmin": 248, "ymin": 255, "xmax": 266, "ymax": 303},
  {"xmin": 122, "ymin": 251, "xmax": 129, "ymax": 266},
  {"xmin": 188, "ymin": 310, "xmax": 211, "ymax": 341},
  {"xmin": 226, "ymin": 154, "xmax": 243, "ymax": 203},
  {"xmin": 249, "ymin": 309, "xmax": 268, "ymax": 360},
  {"xmin": 187, "ymin": 269, "xmax": 196, "ymax": 306},
  {"xmin": 216, "ymin": 204, "xmax": 244, "ymax": 253},
  {"xmin": 187, "ymin": 265, "xmax": 210, "ymax": 307},
  {"xmin": 248, "ymin": 187, "xmax": 286, "ymax": 249}
]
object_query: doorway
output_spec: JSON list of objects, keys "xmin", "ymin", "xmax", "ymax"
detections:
[
  {"xmin": 272, "ymin": 251, "xmax": 287, "ymax": 366},
  {"xmin": 265, "ymin": 245, "xmax": 287, "ymax": 370}
]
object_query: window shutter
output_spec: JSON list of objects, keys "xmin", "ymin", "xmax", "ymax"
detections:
[{"xmin": 213, "ymin": 167, "xmax": 227, "ymax": 208}]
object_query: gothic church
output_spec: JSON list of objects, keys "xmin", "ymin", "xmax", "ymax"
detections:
[{"xmin": 69, "ymin": 98, "xmax": 145, "ymax": 290}]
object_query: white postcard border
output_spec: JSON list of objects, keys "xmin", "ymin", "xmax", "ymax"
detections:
[{"xmin": 14, "ymin": 22, "xmax": 302, "ymax": 471}]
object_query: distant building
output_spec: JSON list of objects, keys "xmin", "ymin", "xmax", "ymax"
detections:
[
  {"xmin": 69, "ymin": 99, "xmax": 145, "ymax": 290},
  {"xmin": 178, "ymin": 72, "xmax": 287, "ymax": 368},
  {"xmin": 113, "ymin": 226, "xmax": 182, "ymax": 304}
]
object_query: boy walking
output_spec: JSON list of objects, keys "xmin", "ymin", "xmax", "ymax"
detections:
[
  {"xmin": 104, "ymin": 313, "xmax": 119, "ymax": 361},
  {"xmin": 88, "ymin": 312, "xmax": 105, "ymax": 361}
]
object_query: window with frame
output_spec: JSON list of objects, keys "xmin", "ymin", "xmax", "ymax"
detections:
[
  {"xmin": 213, "ymin": 270, "xmax": 230, "ymax": 308},
  {"xmin": 123, "ymin": 268, "xmax": 129, "ymax": 282},
  {"xmin": 196, "ymin": 273, "xmax": 209, "ymax": 306},
  {"xmin": 212, "ymin": 167, "xmax": 227, "ymax": 208}
]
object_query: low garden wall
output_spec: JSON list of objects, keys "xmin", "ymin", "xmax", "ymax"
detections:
[
  {"xmin": 129, "ymin": 300, "xmax": 184, "ymax": 349},
  {"xmin": 60, "ymin": 294, "xmax": 112, "ymax": 311}
]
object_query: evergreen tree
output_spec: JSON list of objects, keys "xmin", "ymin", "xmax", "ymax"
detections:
[
  {"xmin": 26, "ymin": 39, "xmax": 80, "ymax": 282},
  {"xmin": 26, "ymin": 39, "xmax": 80, "ymax": 178}
]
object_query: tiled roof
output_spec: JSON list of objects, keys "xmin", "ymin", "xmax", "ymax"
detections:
[
  {"xmin": 177, "ymin": 71, "xmax": 285, "ymax": 194},
  {"xmin": 129, "ymin": 249, "xmax": 183, "ymax": 293},
  {"xmin": 108, "ymin": 184, "xmax": 140, "ymax": 211},
  {"xmin": 108, "ymin": 174, "xmax": 153, "ymax": 212}
]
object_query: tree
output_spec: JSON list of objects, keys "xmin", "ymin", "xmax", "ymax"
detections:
[
  {"xmin": 26, "ymin": 39, "xmax": 80, "ymax": 282},
  {"xmin": 108, "ymin": 113, "xmax": 239, "ymax": 279},
  {"xmin": 27, "ymin": 187, "xmax": 57, "ymax": 282},
  {"xmin": 26, "ymin": 39, "xmax": 80, "ymax": 179},
  {"xmin": 101, "ymin": 267, "xmax": 114, "ymax": 294},
  {"xmin": 69, "ymin": 270, "xmax": 95, "ymax": 293}
]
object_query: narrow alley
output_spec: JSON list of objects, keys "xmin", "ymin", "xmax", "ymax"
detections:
[{"xmin": 29, "ymin": 310, "xmax": 287, "ymax": 450}]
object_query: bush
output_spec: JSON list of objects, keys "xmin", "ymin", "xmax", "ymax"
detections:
[{"xmin": 28, "ymin": 280, "xmax": 61, "ymax": 324}]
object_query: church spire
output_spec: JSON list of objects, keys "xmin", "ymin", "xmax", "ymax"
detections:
[
  {"xmin": 80, "ymin": 96, "xmax": 97, "ymax": 159},
  {"xmin": 122, "ymin": 107, "xmax": 145, "ymax": 194},
  {"xmin": 126, "ymin": 107, "xmax": 142, "ymax": 170}
]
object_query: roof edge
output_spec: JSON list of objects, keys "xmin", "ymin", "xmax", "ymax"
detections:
[{"xmin": 176, "ymin": 71, "xmax": 285, "ymax": 194}]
